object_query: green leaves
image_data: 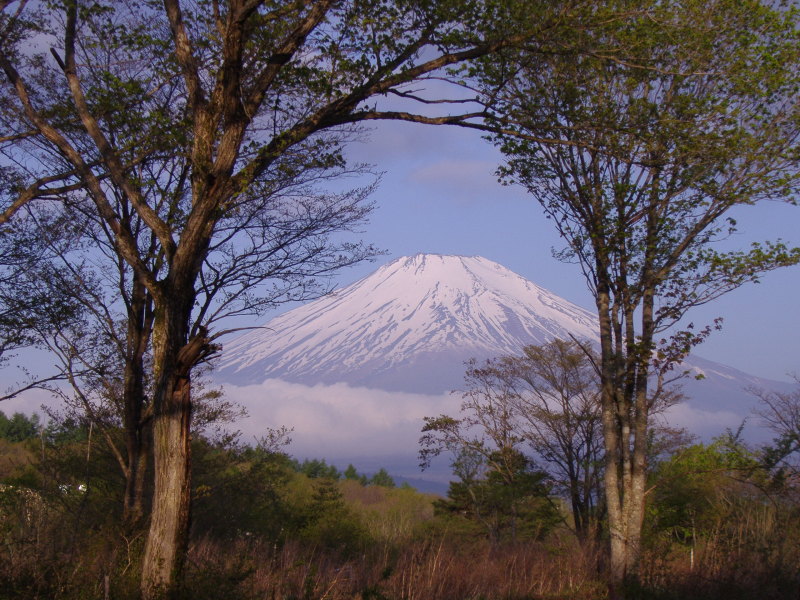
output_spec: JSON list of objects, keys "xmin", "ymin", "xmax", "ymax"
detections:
[
  {"xmin": 647, "ymin": 433, "xmax": 764, "ymax": 543},
  {"xmin": 434, "ymin": 447, "xmax": 558, "ymax": 543}
]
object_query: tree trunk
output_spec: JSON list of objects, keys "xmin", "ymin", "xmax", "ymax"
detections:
[
  {"xmin": 602, "ymin": 390, "xmax": 627, "ymax": 581},
  {"xmin": 594, "ymin": 243, "xmax": 657, "ymax": 590},
  {"xmin": 123, "ymin": 273, "xmax": 153, "ymax": 529},
  {"xmin": 140, "ymin": 303, "xmax": 197, "ymax": 600},
  {"xmin": 123, "ymin": 425, "xmax": 150, "ymax": 528},
  {"xmin": 596, "ymin": 294, "xmax": 648, "ymax": 588},
  {"xmin": 596, "ymin": 285, "xmax": 626, "ymax": 580},
  {"xmin": 140, "ymin": 371, "xmax": 192, "ymax": 600},
  {"xmin": 140, "ymin": 299, "xmax": 211, "ymax": 599},
  {"xmin": 121, "ymin": 354, "xmax": 150, "ymax": 529}
]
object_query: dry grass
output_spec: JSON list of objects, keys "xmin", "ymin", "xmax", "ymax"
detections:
[
  {"xmin": 179, "ymin": 521, "xmax": 800, "ymax": 600},
  {"xmin": 3, "ymin": 510, "xmax": 799, "ymax": 599},
  {"xmin": 182, "ymin": 536, "xmax": 607, "ymax": 600}
]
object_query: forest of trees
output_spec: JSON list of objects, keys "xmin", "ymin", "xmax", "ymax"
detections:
[{"xmin": 1, "ymin": 0, "xmax": 799, "ymax": 598}]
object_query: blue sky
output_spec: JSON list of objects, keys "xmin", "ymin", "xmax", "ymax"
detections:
[{"xmin": 328, "ymin": 119, "xmax": 800, "ymax": 384}]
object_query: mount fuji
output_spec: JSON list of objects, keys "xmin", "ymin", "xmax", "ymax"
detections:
[
  {"xmin": 214, "ymin": 254, "xmax": 791, "ymax": 481},
  {"xmin": 217, "ymin": 254, "xmax": 599, "ymax": 393}
]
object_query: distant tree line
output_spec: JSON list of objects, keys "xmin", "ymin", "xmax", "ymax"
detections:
[
  {"xmin": 0, "ymin": 411, "xmax": 40, "ymax": 443},
  {"xmin": 1, "ymin": 382, "xmax": 800, "ymax": 598},
  {"xmin": 291, "ymin": 458, "xmax": 396, "ymax": 488}
]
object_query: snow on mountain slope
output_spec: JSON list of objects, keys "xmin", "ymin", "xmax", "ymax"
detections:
[{"xmin": 216, "ymin": 254, "xmax": 599, "ymax": 392}]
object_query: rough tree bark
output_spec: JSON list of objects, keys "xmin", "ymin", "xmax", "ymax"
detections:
[{"xmin": 121, "ymin": 275, "xmax": 153, "ymax": 527}]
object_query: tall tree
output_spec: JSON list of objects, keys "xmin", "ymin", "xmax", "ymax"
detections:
[
  {"xmin": 1, "ymin": 144, "xmax": 374, "ymax": 528},
  {"xmin": 10, "ymin": 210, "xmax": 158, "ymax": 526},
  {"xmin": 0, "ymin": 1, "xmax": 581, "ymax": 596},
  {"xmin": 420, "ymin": 406, "xmax": 557, "ymax": 544},
  {"xmin": 423, "ymin": 339, "xmax": 683, "ymax": 542},
  {"xmin": 422, "ymin": 340, "xmax": 605, "ymax": 540},
  {"xmin": 476, "ymin": 340, "xmax": 605, "ymax": 540},
  {"xmin": 475, "ymin": 0, "xmax": 800, "ymax": 584}
]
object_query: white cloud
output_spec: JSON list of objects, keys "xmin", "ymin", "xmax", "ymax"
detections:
[
  {"xmin": 221, "ymin": 378, "xmax": 460, "ymax": 464},
  {"xmin": 661, "ymin": 402, "xmax": 753, "ymax": 441}
]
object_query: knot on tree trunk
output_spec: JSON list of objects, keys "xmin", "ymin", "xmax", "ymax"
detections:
[{"xmin": 176, "ymin": 326, "xmax": 218, "ymax": 375}]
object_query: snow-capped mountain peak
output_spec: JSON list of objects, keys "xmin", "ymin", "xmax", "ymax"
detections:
[{"xmin": 216, "ymin": 254, "xmax": 598, "ymax": 392}]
